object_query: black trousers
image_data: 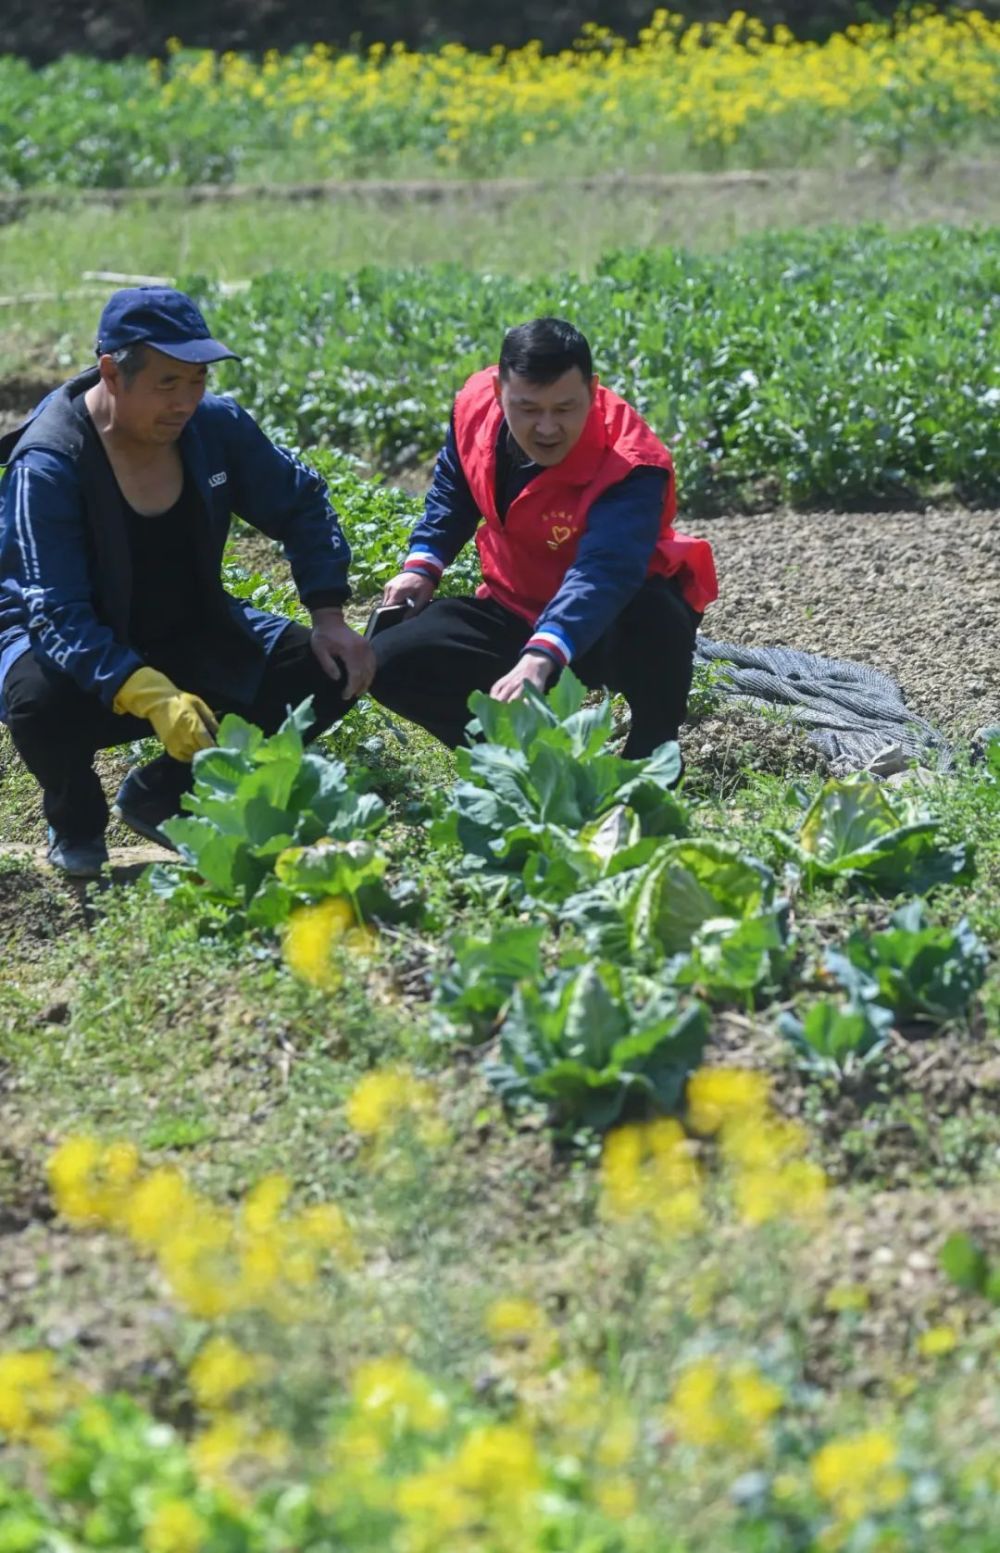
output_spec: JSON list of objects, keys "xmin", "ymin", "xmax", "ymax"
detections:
[
  {"xmin": 370, "ymin": 576, "xmax": 700, "ymax": 757},
  {"xmin": 2, "ymin": 624, "xmax": 353, "ymax": 841}
]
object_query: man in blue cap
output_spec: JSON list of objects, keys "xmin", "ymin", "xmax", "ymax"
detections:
[{"xmin": 0, "ymin": 287, "xmax": 374, "ymax": 877}]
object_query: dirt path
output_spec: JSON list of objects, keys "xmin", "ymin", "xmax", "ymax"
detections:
[
  {"xmin": 700, "ymin": 507, "xmax": 1000, "ymax": 735},
  {"xmin": 2, "ymin": 159, "xmax": 998, "ymax": 215},
  {"xmin": 0, "ymin": 161, "xmax": 990, "ymax": 213},
  {"xmin": 0, "ymin": 841, "xmax": 171, "ymax": 868}
]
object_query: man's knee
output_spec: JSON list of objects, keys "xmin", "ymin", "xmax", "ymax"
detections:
[
  {"xmin": 4, "ymin": 657, "xmax": 108, "ymax": 746},
  {"xmin": 624, "ymin": 577, "xmax": 699, "ymax": 647}
]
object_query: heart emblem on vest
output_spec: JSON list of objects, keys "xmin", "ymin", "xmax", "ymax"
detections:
[{"xmin": 549, "ymin": 525, "xmax": 572, "ymax": 545}]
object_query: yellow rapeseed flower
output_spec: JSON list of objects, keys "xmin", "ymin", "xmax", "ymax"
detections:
[
  {"xmin": 396, "ymin": 1421, "xmax": 542, "ymax": 1551},
  {"xmin": 600, "ymin": 1116, "xmax": 704, "ymax": 1234},
  {"xmin": 686, "ymin": 1068, "xmax": 770, "ymax": 1135},
  {"xmin": 734, "ymin": 1157, "xmax": 828, "ymax": 1226},
  {"xmin": 242, "ymin": 1173, "xmax": 292, "ymax": 1232},
  {"xmin": 151, "ymin": 14, "xmax": 1000, "ymax": 173},
  {"xmin": 352, "ymin": 1355, "xmax": 449, "ymax": 1436},
  {"xmin": 485, "ymin": 1296, "xmax": 556, "ymax": 1358},
  {"xmin": 144, "ymin": 1500, "xmax": 207, "ymax": 1553},
  {"xmin": 283, "ymin": 896, "xmax": 357, "ymax": 988},
  {"xmin": 291, "ymin": 1200, "xmax": 356, "ymax": 1259},
  {"xmin": 810, "ymin": 1429, "xmax": 907, "ymax": 1525},
  {"xmin": 824, "ymin": 1283, "xmax": 870, "ymax": 1314},
  {"xmin": 122, "ymin": 1167, "xmax": 194, "ymax": 1248},
  {"xmin": 917, "ymin": 1324, "xmax": 958, "ymax": 1358},
  {"xmin": 188, "ymin": 1336, "xmax": 261, "ymax": 1410},
  {"xmin": 190, "ymin": 1412, "xmax": 252, "ymax": 1482},
  {"xmin": 344, "ymin": 1065, "xmax": 443, "ymax": 1147},
  {"xmin": 666, "ymin": 1355, "xmax": 783, "ymax": 1453},
  {"xmin": 0, "ymin": 1351, "xmax": 62, "ymax": 1440}
]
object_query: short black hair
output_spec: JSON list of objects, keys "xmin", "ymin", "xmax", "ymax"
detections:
[
  {"xmin": 498, "ymin": 317, "xmax": 593, "ymax": 386},
  {"xmin": 105, "ymin": 343, "xmax": 149, "ymax": 385}
]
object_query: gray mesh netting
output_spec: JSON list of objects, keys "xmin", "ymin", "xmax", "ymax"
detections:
[{"xmin": 693, "ymin": 638, "xmax": 952, "ymax": 775}]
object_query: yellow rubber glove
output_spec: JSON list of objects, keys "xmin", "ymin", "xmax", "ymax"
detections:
[{"xmin": 113, "ymin": 667, "xmax": 218, "ymax": 761}]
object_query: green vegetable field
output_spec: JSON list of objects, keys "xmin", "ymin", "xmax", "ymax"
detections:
[
  {"xmin": 202, "ymin": 228, "xmax": 1000, "ymax": 507},
  {"xmin": 1, "ymin": 10, "xmax": 999, "ymax": 1553}
]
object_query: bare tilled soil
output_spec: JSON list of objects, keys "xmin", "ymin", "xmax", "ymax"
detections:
[
  {"xmin": 227, "ymin": 499, "xmax": 1000, "ymax": 741},
  {"xmin": 699, "ymin": 507, "xmax": 1000, "ymax": 737}
]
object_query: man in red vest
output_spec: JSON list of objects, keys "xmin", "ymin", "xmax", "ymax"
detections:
[{"xmin": 370, "ymin": 317, "xmax": 717, "ymax": 756}]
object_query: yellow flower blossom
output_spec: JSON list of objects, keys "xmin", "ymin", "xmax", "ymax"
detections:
[
  {"xmin": 485, "ymin": 1297, "xmax": 557, "ymax": 1361},
  {"xmin": 811, "ymin": 1429, "xmax": 907, "ymax": 1525},
  {"xmin": 396, "ymin": 1420, "xmax": 542, "ymax": 1549},
  {"xmin": 734, "ymin": 1157, "xmax": 827, "ymax": 1226},
  {"xmin": 824, "ymin": 1283, "xmax": 870, "ymax": 1313},
  {"xmin": 137, "ymin": 13, "xmax": 1000, "ymax": 177},
  {"xmin": 190, "ymin": 1412, "xmax": 253, "ymax": 1482},
  {"xmin": 686, "ymin": 1068, "xmax": 770, "ymax": 1134},
  {"xmin": 345, "ymin": 1065, "xmax": 444, "ymax": 1147},
  {"xmin": 600, "ymin": 1116, "xmax": 704, "ymax": 1234},
  {"xmin": 47, "ymin": 1134, "xmax": 353, "ymax": 1323},
  {"xmin": 188, "ymin": 1337, "xmax": 261, "ymax": 1410},
  {"xmin": 352, "ymin": 1356, "xmax": 449, "ymax": 1436},
  {"xmin": 242, "ymin": 1174, "xmax": 292, "ymax": 1233},
  {"xmin": 283, "ymin": 896, "xmax": 357, "ymax": 988},
  {"xmin": 0, "ymin": 1351, "xmax": 66, "ymax": 1441},
  {"xmin": 144, "ymin": 1500, "xmax": 207, "ymax": 1553},
  {"xmin": 917, "ymin": 1324, "xmax": 958, "ymax": 1358},
  {"xmin": 122, "ymin": 1168, "xmax": 194, "ymax": 1247},
  {"xmin": 290, "ymin": 1200, "xmax": 356, "ymax": 1257},
  {"xmin": 666, "ymin": 1356, "xmax": 783, "ymax": 1453}
]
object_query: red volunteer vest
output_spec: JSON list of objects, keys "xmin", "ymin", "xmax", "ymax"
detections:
[{"xmin": 452, "ymin": 368, "xmax": 718, "ymax": 623}]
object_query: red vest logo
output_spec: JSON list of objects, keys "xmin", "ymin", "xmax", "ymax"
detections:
[{"xmin": 542, "ymin": 509, "xmax": 576, "ymax": 550}]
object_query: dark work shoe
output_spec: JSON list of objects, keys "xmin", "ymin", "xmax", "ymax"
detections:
[
  {"xmin": 112, "ymin": 770, "xmax": 183, "ymax": 852},
  {"xmin": 46, "ymin": 828, "xmax": 109, "ymax": 879}
]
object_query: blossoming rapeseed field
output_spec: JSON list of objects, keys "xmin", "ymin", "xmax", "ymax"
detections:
[
  {"xmin": 0, "ymin": 1068, "xmax": 943, "ymax": 1550},
  {"xmin": 1, "ymin": 9, "xmax": 998, "ymax": 187}
]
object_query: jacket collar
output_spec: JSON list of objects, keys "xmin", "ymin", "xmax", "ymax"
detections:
[{"xmin": 0, "ymin": 368, "xmax": 99, "ymax": 464}]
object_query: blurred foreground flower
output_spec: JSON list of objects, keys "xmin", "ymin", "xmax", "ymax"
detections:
[
  {"xmin": 345, "ymin": 1066, "xmax": 446, "ymax": 1150},
  {"xmin": 600, "ymin": 1116, "xmax": 704, "ymax": 1233},
  {"xmin": 284, "ymin": 895, "xmax": 378, "ymax": 988},
  {"xmin": 47, "ymin": 1139, "xmax": 356, "ymax": 1320},
  {"xmin": 810, "ymin": 1428, "xmax": 907, "ymax": 1530},
  {"xmin": 666, "ymin": 1355, "xmax": 784, "ymax": 1454}
]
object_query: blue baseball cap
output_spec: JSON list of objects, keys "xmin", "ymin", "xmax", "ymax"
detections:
[{"xmin": 95, "ymin": 286, "xmax": 240, "ymax": 364}]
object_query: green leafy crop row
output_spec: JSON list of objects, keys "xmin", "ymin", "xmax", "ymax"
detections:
[
  {"xmin": 200, "ymin": 226, "xmax": 1000, "ymax": 510},
  {"xmin": 156, "ymin": 674, "xmax": 989, "ymax": 1133}
]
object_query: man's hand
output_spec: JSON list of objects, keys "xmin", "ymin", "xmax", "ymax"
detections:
[
  {"xmin": 381, "ymin": 571, "xmax": 435, "ymax": 613},
  {"xmin": 310, "ymin": 608, "xmax": 376, "ymax": 700},
  {"xmin": 113, "ymin": 667, "xmax": 218, "ymax": 761},
  {"xmin": 490, "ymin": 653, "xmax": 554, "ymax": 704}
]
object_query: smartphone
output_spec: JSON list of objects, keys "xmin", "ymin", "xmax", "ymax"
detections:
[{"xmin": 363, "ymin": 599, "xmax": 415, "ymax": 641}]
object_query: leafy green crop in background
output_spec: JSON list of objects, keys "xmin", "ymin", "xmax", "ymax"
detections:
[
  {"xmin": 433, "ymin": 923, "xmax": 547, "ymax": 1044},
  {"xmin": 779, "ymin": 993, "xmax": 894, "ymax": 1077},
  {"xmin": 196, "ymin": 227, "xmax": 1000, "ymax": 510}
]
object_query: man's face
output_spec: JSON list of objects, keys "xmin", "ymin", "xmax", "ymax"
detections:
[
  {"xmin": 494, "ymin": 366, "xmax": 597, "ymax": 467},
  {"xmin": 102, "ymin": 348, "xmax": 209, "ymax": 444}
]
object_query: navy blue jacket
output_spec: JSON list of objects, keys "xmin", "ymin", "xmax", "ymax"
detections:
[
  {"xmin": 404, "ymin": 419, "xmax": 667, "ymax": 666},
  {"xmin": 0, "ymin": 370, "xmax": 350, "ymax": 721}
]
